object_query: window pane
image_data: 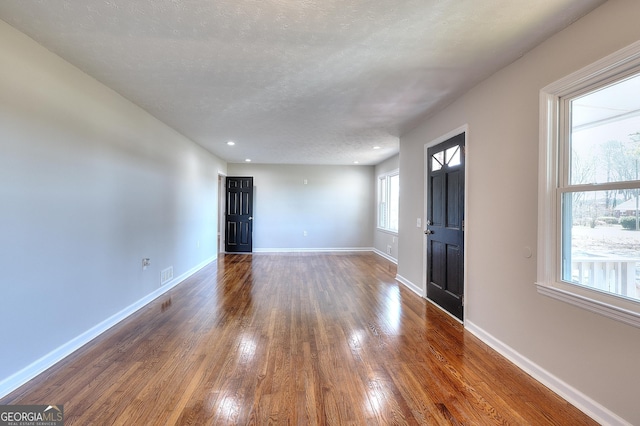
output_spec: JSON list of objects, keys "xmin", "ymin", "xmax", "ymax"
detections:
[
  {"xmin": 445, "ymin": 145, "xmax": 461, "ymax": 167},
  {"xmin": 378, "ymin": 177, "xmax": 387, "ymax": 228},
  {"xmin": 561, "ymin": 190, "xmax": 640, "ymax": 301},
  {"xmin": 389, "ymin": 174, "xmax": 399, "ymax": 231},
  {"xmin": 379, "ymin": 202, "xmax": 387, "ymax": 228},
  {"xmin": 569, "ymin": 73, "xmax": 640, "ymax": 185},
  {"xmin": 379, "ymin": 177, "xmax": 387, "ymax": 202},
  {"xmin": 431, "ymin": 151, "xmax": 443, "ymax": 171}
]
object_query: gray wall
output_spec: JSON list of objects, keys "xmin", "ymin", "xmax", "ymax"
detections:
[
  {"xmin": 0, "ymin": 20, "xmax": 226, "ymax": 386},
  {"xmin": 373, "ymin": 155, "xmax": 399, "ymax": 262},
  {"xmin": 397, "ymin": 1, "xmax": 640, "ymax": 424},
  {"xmin": 227, "ymin": 163, "xmax": 374, "ymax": 250}
]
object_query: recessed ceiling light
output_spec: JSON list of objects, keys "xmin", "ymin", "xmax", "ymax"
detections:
[
  {"xmin": 373, "ymin": 146, "xmax": 381, "ymax": 150},
  {"xmin": 353, "ymin": 161, "xmax": 359, "ymax": 164},
  {"xmin": 227, "ymin": 141, "xmax": 235, "ymax": 146},
  {"xmin": 245, "ymin": 158, "xmax": 252, "ymax": 162}
]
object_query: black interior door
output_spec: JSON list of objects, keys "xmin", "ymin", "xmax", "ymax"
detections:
[
  {"xmin": 225, "ymin": 177, "xmax": 253, "ymax": 253},
  {"xmin": 426, "ymin": 133, "xmax": 465, "ymax": 320}
]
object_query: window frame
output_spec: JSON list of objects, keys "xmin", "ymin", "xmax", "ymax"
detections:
[
  {"xmin": 377, "ymin": 169, "xmax": 399, "ymax": 233},
  {"xmin": 538, "ymin": 40, "xmax": 640, "ymax": 328}
]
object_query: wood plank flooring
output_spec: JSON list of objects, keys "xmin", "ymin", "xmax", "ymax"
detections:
[{"xmin": 1, "ymin": 253, "xmax": 597, "ymax": 425}]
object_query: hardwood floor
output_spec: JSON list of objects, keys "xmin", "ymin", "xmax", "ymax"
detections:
[{"xmin": 1, "ymin": 253, "xmax": 596, "ymax": 425}]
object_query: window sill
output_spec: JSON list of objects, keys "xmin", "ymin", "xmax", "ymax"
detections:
[
  {"xmin": 536, "ymin": 282, "xmax": 640, "ymax": 329},
  {"xmin": 376, "ymin": 228, "xmax": 398, "ymax": 236}
]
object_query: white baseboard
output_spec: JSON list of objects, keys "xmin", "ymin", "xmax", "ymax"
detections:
[
  {"xmin": 372, "ymin": 249, "xmax": 397, "ymax": 264},
  {"xmin": 252, "ymin": 247, "xmax": 374, "ymax": 253},
  {"xmin": 465, "ymin": 320, "xmax": 631, "ymax": 426},
  {"xmin": 395, "ymin": 274, "xmax": 423, "ymax": 297},
  {"xmin": 0, "ymin": 255, "xmax": 218, "ymax": 399}
]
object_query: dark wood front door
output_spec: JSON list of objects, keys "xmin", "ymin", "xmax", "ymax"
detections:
[
  {"xmin": 225, "ymin": 177, "xmax": 253, "ymax": 253},
  {"xmin": 426, "ymin": 133, "xmax": 465, "ymax": 321}
]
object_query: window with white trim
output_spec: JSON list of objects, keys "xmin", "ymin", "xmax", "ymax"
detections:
[
  {"xmin": 378, "ymin": 170, "xmax": 399, "ymax": 232},
  {"xmin": 539, "ymin": 41, "xmax": 640, "ymax": 327}
]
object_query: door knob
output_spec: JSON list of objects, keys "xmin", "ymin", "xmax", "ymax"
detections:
[
  {"xmin": 248, "ymin": 217, "xmax": 253, "ymax": 220},
  {"xmin": 424, "ymin": 229, "xmax": 433, "ymax": 235}
]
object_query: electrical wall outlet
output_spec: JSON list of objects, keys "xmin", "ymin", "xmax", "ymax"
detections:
[
  {"xmin": 142, "ymin": 258, "xmax": 151, "ymax": 270},
  {"xmin": 303, "ymin": 230, "xmax": 308, "ymax": 237}
]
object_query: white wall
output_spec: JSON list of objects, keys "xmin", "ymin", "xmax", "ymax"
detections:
[
  {"xmin": 0, "ymin": 20, "xmax": 226, "ymax": 389},
  {"xmin": 397, "ymin": 1, "xmax": 640, "ymax": 424},
  {"xmin": 227, "ymin": 163, "xmax": 374, "ymax": 250},
  {"xmin": 373, "ymin": 155, "xmax": 399, "ymax": 261}
]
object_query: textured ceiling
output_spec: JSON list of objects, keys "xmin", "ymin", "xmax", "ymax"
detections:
[{"xmin": 0, "ymin": 0, "xmax": 605, "ymax": 165}]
